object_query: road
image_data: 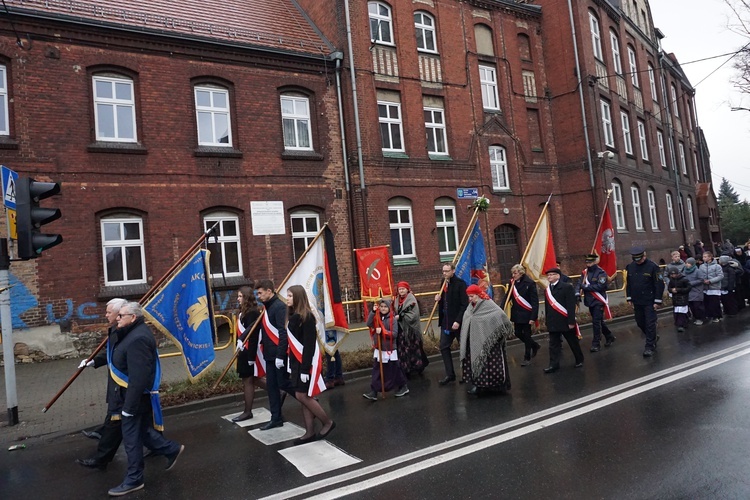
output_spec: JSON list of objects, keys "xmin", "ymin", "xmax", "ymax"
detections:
[{"xmin": 2, "ymin": 313, "xmax": 750, "ymax": 499}]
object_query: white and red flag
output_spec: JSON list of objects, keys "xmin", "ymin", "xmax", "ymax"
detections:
[
  {"xmin": 592, "ymin": 203, "xmax": 617, "ymax": 278},
  {"xmin": 520, "ymin": 201, "xmax": 558, "ymax": 289}
]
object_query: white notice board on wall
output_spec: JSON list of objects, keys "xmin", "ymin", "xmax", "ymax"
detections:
[{"xmin": 250, "ymin": 201, "xmax": 286, "ymax": 235}]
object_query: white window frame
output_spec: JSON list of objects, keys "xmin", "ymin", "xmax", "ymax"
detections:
[
  {"xmin": 590, "ymin": 12, "xmax": 603, "ymax": 60},
  {"xmin": 678, "ymin": 142, "xmax": 687, "ymax": 175},
  {"xmin": 93, "ymin": 75, "xmax": 137, "ymax": 142},
  {"xmin": 648, "ymin": 63, "xmax": 657, "ymax": 102},
  {"xmin": 671, "ymin": 83, "xmax": 679, "ymax": 118},
  {"xmin": 627, "ymin": 46, "xmax": 639, "ymax": 87},
  {"xmin": 631, "ymin": 186, "xmax": 644, "ymax": 230},
  {"xmin": 637, "ymin": 120, "xmax": 649, "ymax": 160},
  {"xmin": 414, "ymin": 11, "xmax": 437, "ymax": 53},
  {"xmin": 621, "ymin": 111, "xmax": 633, "ymax": 155},
  {"xmin": 479, "ymin": 65, "xmax": 500, "ymax": 111},
  {"xmin": 195, "ymin": 85, "xmax": 232, "ymax": 147},
  {"xmin": 489, "ymin": 145, "xmax": 510, "ymax": 191},
  {"xmin": 647, "ymin": 189, "xmax": 659, "ymax": 230},
  {"xmin": 693, "ymin": 151, "xmax": 700, "ymax": 181},
  {"xmin": 280, "ymin": 94, "xmax": 313, "ymax": 151},
  {"xmin": 424, "ymin": 105, "xmax": 448, "ymax": 155},
  {"xmin": 610, "ymin": 30, "xmax": 622, "ymax": 75},
  {"xmin": 0, "ymin": 65, "xmax": 8, "ymax": 135},
  {"xmin": 378, "ymin": 100, "xmax": 405, "ymax": 152},
  {"xmin": 612, "ymin": 182, "xmax": 626, "ymax": 230},
  {"xmin": 369, "ymin": 1, "xmax": 394, "ymax": 45},
  {"xmin": 687, "ymin": 196, "xmax": 695, "ymax": 230},
  {"xmin": 203, "ymin": 214, "xmax": 243, "ymax": 278},
  {"xmin": 435, "ymin": 202, "xmax": 459, "ymax": 257},
  {"xmin": 389, "ymin": 200, "xmax": 416, "ymax": 260},
  {"xmin": 666, "ymin": 193, "xmax": 676, "ymax": 230},
  {"xmin": 101, "ymin": 217, "xmax": 147, "ymax": 286},
  {"xmin": 657, "ymin": 131, "xmax": 666, "ymax": 167},
  {"xmin": 601, "ymin": 100, "xmax": 614, "ymax": 147},
  {"xmin": 290, "ymin": 210, "xmax": 320, "ymax": 261}
]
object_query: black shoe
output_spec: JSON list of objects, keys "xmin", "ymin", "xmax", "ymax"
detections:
[
  {"xmin": 81, "ymin": 430, "xmax": 102, "ymax": 440},
  {"xmin": 362, "ymin": 391, "xmax": 378, "ymax": 401},
  {"xmin": 590, "ymin": 346, "xmax": 600, "ymax": 353},
  {"xmin": 438, "ymin": 375, "xmax": 456, "ymax": 385},
  {"xmin": 531, "ymin": 344, "xmax": 541, "ymax": 358},
  {"xmin": 520, "ymin": 358, "xmax": 531, "ymax": 367},
  {"xmin": 293, "ymin": 434, "xmax": 318, "ymax": 445},
  {"xmin": 575, "ymin": 362, "xmax": 584, "ymax": 368},
  {"xmin": 467, "ymin": 385, "xmax": 479, "ymax": 395},
  {"xmin": 605, "ymin": 336, "xmax": 616, "ymax": 346},
  {"xmin": 231, "ymin": 412, "xmax": 253, "ymax": 422},
  {"xmin": 261, "ymin": 420, "xmax": 284, "ymax": 431},
  {"xmin": 165, "ymin": 444, "xmax": 185, "ymax": 471},
  {"xmin": 543, "ymin": 366, "xmax": 559, "ymax": 374},
  {"xmin": 108, "ymin": 482, "xmax": 144, "ymax": 497},
  {"xmin": 76, "ymin": 458, "xmax": 107, "ymax": 470},
  {"xmin": 643, "ymin": 349, "xmax": 654, "ymax": 357},
  {"xmin": 319, "ymin": 421, "xmax": 336, "ymax": 439},
  {"xmin": 395, "ymin": 386, "xmax": 410, "ymax": 397}
]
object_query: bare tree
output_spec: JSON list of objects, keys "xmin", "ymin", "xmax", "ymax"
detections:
[{"xmin": 725, "ymin": 1, "xmax": 750, "ymax": 96}]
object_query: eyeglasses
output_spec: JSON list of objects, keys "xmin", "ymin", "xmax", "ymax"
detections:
[{"xmin": 117, "ymin": 313, "xmax": 134, "ymax": 319}]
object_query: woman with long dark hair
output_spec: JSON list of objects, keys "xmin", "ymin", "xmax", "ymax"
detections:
[
  {"xmin": 286, "ymin": 285, "xmax": 335, "ymax": 444},
  {"xmin": 232, "ymin": 285, "xmax": 267, "ymax": 422}
]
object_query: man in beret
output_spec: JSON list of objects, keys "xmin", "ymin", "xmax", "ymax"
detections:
[
  {"xmin": 575, "ymin": 254, "xmax": 615, "ymax": 352},
  {"xmin": 625, "ymin": 246, "xmax": 665, "ymax": 357},
  {"xmin": 542, "ymin": 267, "xmax": 584, "ymax": 373}
]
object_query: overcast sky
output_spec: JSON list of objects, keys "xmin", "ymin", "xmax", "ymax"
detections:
[{"xmin": 649, "ymin": 0, "xmax": 750, "ymax": 201}]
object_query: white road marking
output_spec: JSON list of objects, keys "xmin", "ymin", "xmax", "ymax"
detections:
[
  {"xmin": 279, "ymin": 441, "xmax": 362, "ymax": 477},
  {"xmin": 221, "ymin": 408, "xmax": 272, "ymax": 428},
  {"xmin": 249, "ymin": 422, "xmax": 305, "ymax": 445},
  {"xmin": 260, "ymin": 340, "xmax": 750, "ymax": 500}
]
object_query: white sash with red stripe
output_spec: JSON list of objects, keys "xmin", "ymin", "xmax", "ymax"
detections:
[
  {"xmin": 583, "ymin": 272, "xmax": 613, "ymax": 320},
  {"xmin": 511, "ymin": 280, "xmax": 533, "ymax": 311},
  {"xmin": 287, "ymin": 321, "xmax": 327, "ymax": 398},
  {"xmin": 237, "ymin": 316, "xmax": 266, "ymax": 377},
  {"xmin": 545, "ymin": 285, "xmax": 582, "ymax": 339}
]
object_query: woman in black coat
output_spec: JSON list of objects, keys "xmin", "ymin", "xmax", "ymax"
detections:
[{"xmin": 232, "ymin": 285, "xmax": 266, "ymax": 422}]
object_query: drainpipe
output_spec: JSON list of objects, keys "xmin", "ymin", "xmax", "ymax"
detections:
[
  {"xmin": 344, "ymin": 0, "xmax": 370, "ymax": 246},
  {"xmin": 567, "ymin": 0, "xmax": 598, "ymax": 222}
]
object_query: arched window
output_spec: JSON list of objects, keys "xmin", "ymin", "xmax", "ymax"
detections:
[
  {"xmin": 203, "ymin": 211, "xmax": 242, "ymax": 277},
  {"xmin": 666, "ymin": 192, "xmax": 676, "ymax": 230},
  {"xmin": 434, "ymin": 197, "xmax": 458, "ymax": 257},
  {"xmin": 93, "ymin": 73, "xmax": 137, "ymax": 142},
  {"xmin": 686, "ymin": 196, "xmax": 695, "ymax": 230},
  {"xmin": 489, "ymin": 145, "xmax": 510, "ymax": 191},
  {"xmin": 589, "ymin": 11, "xmax": 603, "ymax": 60},
  {"xmin": 195, "ymin": 84, "xmax": 232, "ymax": 146},
  {"xmin": 414, "ymin": 11, "xmax": 437, "ymax": 53},
  {"xmin": 517, "ymin": 33, "xmax": 532, "ymax": 61},
  {"xmin": 609, "ymin": 30, "xmax": 622, "ymax": 75},
  {"xmin": 369, "ymin": 2, "xmax": 394, "ymax": 45},
  {"xmin": 627, "ymin": 45, "xmax": 639, "ymax": 87},
  {"xmin": 290, "ymin": 209, "xmax": 321, "ymax": 260},
  {"xmin": 648, "ymin": 62, "xmax": 657, "ymax": 102},
  {"xmin": 475, "ymin": 24, "xmax": 494, "ymax": 56},
  {"xmin": 101, "ymin": 214, "xmax": 146, "ymax": 285},
  {"xmin": 389, "ymin": 197, "xmax": 416, "ymax": 260},
  {"xmin": 611, "ymin": 180, "xmax": 626, "ymax": 230}
]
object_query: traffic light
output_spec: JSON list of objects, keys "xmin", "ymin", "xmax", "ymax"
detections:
[{"xmin": 15, "ymin": 177, "xmax": 62, "ymax": 260}]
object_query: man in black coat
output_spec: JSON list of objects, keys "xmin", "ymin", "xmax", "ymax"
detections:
[
  {"xmin": 108, "ymin": 302, "xmax": 183, "ymax": 497},
  {"xmin": 434, "ymin": 263, "xmax": 468, "ymax": 385},
  {"xmin": 508, "ymin": 264, "xmax": 540, "ymax": 366},
  {"xmin": 575, "ymin": 254, "xmax": 616, "ymax": 352},
  {"xmin": 542, "ymin": 268, "xmax": 584, "ymax": 373},
  {"xmin": 76, "ymin": 298, "xmax": 128, "ymax": 470},
  {"xmin": 625, "ymin": 246, "xmax": 664, "ymax": 357}
]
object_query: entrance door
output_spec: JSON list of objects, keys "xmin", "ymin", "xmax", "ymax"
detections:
[{"xmin": 494, "ymin": 224, "xmax": 520, "ymax": 284}]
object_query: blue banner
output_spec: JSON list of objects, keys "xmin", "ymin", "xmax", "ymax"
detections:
[
  {"xmin": 143, "ymin": 249, "xmax": 216, "ymax": 381},
  {"xmin": 455, "ymin": 221, "xmax": 493, "ymax": 298}
]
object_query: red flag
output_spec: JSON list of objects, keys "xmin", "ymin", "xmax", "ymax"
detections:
[
  {"xmin": 593, "ymin": 204, "xmax": 617, "ymax": 278},
  {"xmin": 354, "ymin": 246, "xmax": 394, "ymax": 298}
]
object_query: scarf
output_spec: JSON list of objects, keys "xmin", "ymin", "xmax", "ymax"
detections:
[
  {"xmin": 396, "ymin": 292, "xmax": 421, "ymax": 341},
  {"xmin": 460, "ymin": 299, "xmax": 512, "ymax": 378}
]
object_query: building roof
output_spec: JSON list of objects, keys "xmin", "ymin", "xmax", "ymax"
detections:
[{"xmin": 3, "ymin": 0, "xmax": 335, "ymax": 58}]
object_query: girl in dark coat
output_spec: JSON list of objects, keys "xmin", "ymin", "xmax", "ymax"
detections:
[
  {"xmin": 232, "ymin": 285, "xmax": 266, "ymax": 422},
  {"xmin": 667, "ymin": 266, "xmax": 691, "ymax": 331}
]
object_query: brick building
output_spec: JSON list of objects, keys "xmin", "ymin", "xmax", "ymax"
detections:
[{"xmin": 0, "ymin": 0, "xmax": 351, "ymax": 345}]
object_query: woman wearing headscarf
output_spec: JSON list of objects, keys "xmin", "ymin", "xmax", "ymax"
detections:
[
  {"xmin": 460, "ymin": 284, "xmax": 512, "ymax": 396},
  {"xmin": 363, "ymin": 298, "xmax": 409, "ymax": 400},
  {"xmin": 394, "ymin": 281, "xmax": 428, "ymax": 377}
]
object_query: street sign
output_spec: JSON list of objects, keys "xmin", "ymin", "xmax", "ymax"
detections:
[
  {"xmin": 1, "ymin": 165, "xmax": 18, "ymax": 210},
  {"xmin": 457, "ymin": 188, "xmax": 479, "ymax": 199}
]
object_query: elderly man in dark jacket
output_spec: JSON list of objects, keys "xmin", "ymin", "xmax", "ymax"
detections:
[
  {"xmin": 542, "ymin": 267, "xmax": 584, "ymax": 373},
  {"xmin": 435, "ymin": 263, "xmax": 468, "ymax": 385},
  {"xmin": 108, "ymin": 302, "xmax": 183, "ymax": 497},
  {"xmin": 508, "ymin": 264, "xmax": 541, "ymax": 366}
]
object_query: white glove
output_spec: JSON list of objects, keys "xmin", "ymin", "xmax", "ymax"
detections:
[
  {"xmin": 275, "ymin": 358, "xmax": 284, "ymax": 369},
  {"xmin": 78, "ymin": 359, "xmax": 94, "ymax": 369},
  {"xmin": 236, "ymin": 340, "xmax": 245, "ymax": 352},
  {"xmin": 121, "ymin": 411, "xmax": 133, "ymax": 417},
  {"xmin": 300, "ymin": 374, "xmax": 310, "ymax": 383}
]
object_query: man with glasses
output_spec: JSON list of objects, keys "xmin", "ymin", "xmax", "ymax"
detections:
[
  {"xmin": 434, "ymin": 263, "xmax": 468, "ymax": 385},
  {"xmin": 107, "ymin": 302, "xmax": 183, "ymax": 497}
]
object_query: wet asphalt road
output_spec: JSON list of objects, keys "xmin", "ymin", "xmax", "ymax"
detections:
[{"xmin": 3, "ymin": 313, "xmax": 750, "ymax": 499}]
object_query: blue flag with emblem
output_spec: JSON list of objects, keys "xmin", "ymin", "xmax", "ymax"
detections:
[
  {"xmin": 455, "ymin": 220, "xmax": 493, "ymax": 298},
  {"xmin": 143, "ymin": 249, "xmax": 216, "ymax": 381}
]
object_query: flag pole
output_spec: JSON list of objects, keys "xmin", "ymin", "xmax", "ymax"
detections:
[
  {"xmin": 502, "ymin": 194, "xmax": 553, "ymax": 311},
  {"xmin": 42, "ymin": 222, "xmax": 221, "ymax": 413},
  {"xmin": 423, "ymin": 205, "xmax": 481, "ymax": 339},
  {"xmin": 212, "ymin": 222, "xmax": 330, "ymax": 389}
]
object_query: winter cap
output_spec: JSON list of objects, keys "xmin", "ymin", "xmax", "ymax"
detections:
[
  {"xmin": 719, "ymin": 255, "xmax": 730, "ymax": 265},
  {"xmin": 686, "ymin": 257, "xmax": 696, "ymax": 266}
]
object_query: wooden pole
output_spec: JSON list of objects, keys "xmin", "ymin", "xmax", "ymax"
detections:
[
  {"xmin": 423, "ymin": 206, "xmax": 481, "ymax": 338},
  {"xmin": 42, "ymin": 222, "xmax": 221, "ymax": 413},
  {"xmin": 212, "ymin": 223, "xmax": 330, "ymax": 389}
]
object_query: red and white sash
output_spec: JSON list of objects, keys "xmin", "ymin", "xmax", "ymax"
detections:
[
  {"xmin": 237, "ymin": 316, "xmax": 265, "ymax": 377},
  {"xmin": 511, "ymin": 279, "xmax": 533, "ymax": 311},
  {"xmin": 261, "ymin": 313, "xmax": 280, "ymax": 345},
  {"xmin": 582, "ymin": 271, "xmax": 613, "ymax": 320},
  {"xmin": 545, "ymin": 285, "xmax": 582, "ymax": 339},
  {"xmin": 287, "ymin": 323, "xmax": 327, "ymax": 398}
]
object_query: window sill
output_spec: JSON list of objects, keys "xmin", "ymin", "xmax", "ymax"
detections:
[
  {"xmin": 483, "ymin": 109, "xmax": 502, "ymax": 115},
  {"xmin": 616, "ymin": 229, "xmax": 629, "ymax": 234},
  {"xmin": 281, "ymin": 150, "xmax": 324, "ymax": 161},
  {"xmin": 492, "ymin": 188, "xmax": 511, "ymax": 193},
  {"xmin": 194, "ymin": 146, "xmax": 243, "ymax": 158},
  {"xmin": 0, "ymin": 137, "xmax": 19, "ymax": 150},
  {"xmin": 98, "ymin": 283, "xmax": 151, "ymax": 300},
  {"xmin": 439, "ymin": 255, "xmax": 455, "ymax": 263},
  {"xmin": 429, "ymin": 154, "xmax": 452, "ymax": 161},
  {"xmin": 88, "ymin": 142, "xmax": 148, "ymax": 155},
  {"xmin": 383, "ymin": 151, "xmax": 409, "ymax": 159},
  {"xmin": 393, "ymin": 258, "xmax": 419, "ymax": 266}
]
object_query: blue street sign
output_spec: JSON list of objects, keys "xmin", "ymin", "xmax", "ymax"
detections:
[
  {"xmin": 2, "ymin": 165, "xmax": 18, "ymax": 210},
  {"xmin": 457, "ymin": 188, "xmax": 479, "ymax": 199}
]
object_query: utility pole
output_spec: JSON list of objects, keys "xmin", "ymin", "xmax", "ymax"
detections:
[{"xmin": 1, "ymin": 238, "xmax": 18, "ymax": 425}]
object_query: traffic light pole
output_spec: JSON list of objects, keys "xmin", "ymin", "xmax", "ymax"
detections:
[{"xmin": 0, "ymin": 238, "xmax": 18, "ymax": 425}]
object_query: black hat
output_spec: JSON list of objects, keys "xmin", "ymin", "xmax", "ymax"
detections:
[
  {"xmin": 544, "ymin": 267, "xmax": 562, "ymax": 275},
  {"xmin": 630, "ymin": 246, "xmax": 645, "ymax": 260},
  {"xmin": 585, "ymin": 254, "xmax": 599, "ymax": 263}
]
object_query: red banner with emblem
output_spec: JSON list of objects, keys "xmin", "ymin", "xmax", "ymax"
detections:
[
  {"xmin": 592, "ymin": 203, "xmax": 617, "ymax": 278},
  {"xmin": 354, "ymin": 246, "xmax": 394, "ymax": 299}
]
